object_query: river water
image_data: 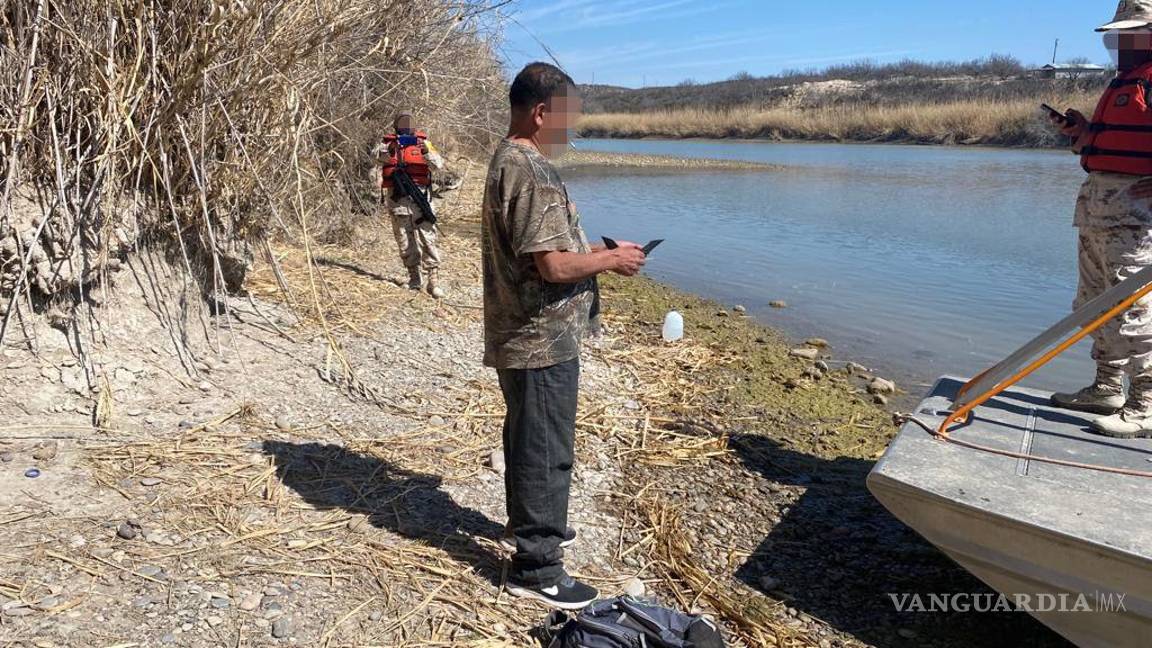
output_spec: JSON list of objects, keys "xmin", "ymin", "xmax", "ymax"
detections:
[{"xmin": 566, "ymin": 138, "xmax": 1098, "ymax": 394}]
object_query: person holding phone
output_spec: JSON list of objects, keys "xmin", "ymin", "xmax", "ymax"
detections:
[
  {"xmin": 375, "ymin": 112, "xmax": 446, "ymax": 298},
  {"xmin": 1048, "ymin": 0, "xmax": 1152, "ymax": 438},
  {"xmin": 480, "ymin": 63, "xmax": 646, "ymax": 609}
]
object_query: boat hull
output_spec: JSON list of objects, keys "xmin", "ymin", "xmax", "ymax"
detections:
[{"xmin": 867, "ymin": 377, "xmax": 1152, "ymax": 648}]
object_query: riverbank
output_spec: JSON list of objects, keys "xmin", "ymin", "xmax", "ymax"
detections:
[
  {"xmin": 0, "ymin": 168, "xmax": 1066, "ymax": 646},
  {"xmin": 579, "ymin": 93, "xmax": 1098, "ymax": 148},
  {"xmin": 558, "ymin": 149, "xmax": 782, "ymax": 171}
]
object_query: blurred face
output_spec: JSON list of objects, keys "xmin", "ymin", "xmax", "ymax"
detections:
[
  {"xmin": 1105, "ymin": 29, "xmax": 1152, "ymax": 70},
  {"xmin": 537, "ymin": 90, "xmax": 582, "ymax": 159},
  {"xmin": 394, "ymin": 115, "xmax": 414, "ymax": 134}
]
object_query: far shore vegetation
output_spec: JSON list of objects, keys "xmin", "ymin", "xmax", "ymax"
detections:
[{"xmin": 578, "ymin": 56, "xmax": 1109, "ymax": 147}]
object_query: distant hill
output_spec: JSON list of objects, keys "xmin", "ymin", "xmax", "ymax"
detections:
[{"xmin": 576, "ymin": 56, "xmax": 1112, "ymax": 147}]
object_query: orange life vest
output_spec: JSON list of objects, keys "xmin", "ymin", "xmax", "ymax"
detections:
[
  {"xmin": 381, "ymin": 130, "xmax": 431, "ymax": 188},
  {"xmin": 1082, "ymin": 63, "xmax": 1152, "ymax": 176}
]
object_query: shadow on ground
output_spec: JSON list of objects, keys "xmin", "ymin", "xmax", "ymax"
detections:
[
  {"xmin": 730, "ymin": 433, "xmax": 1072, "ymax": 648},
  {"xmin": 262, "ymin": 440, "xmax": 505, "ymax": 586}
]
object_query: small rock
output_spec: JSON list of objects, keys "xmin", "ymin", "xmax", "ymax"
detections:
[
  {"xmin": 0, "ymin": 451, "xmax": 13, "ymax": 463},
  {"xmin": 868, "ymin": 378, "xmax": 897, "ymax": 395},
  {"xmin": 814, "ymin": 360, "xmax": 830, "ymax": 373},
  {"xmin": 715, "ymin": 310, "xmax": 729, "ymax": 318},
  {"xmin": 140, "ymin": 477, "xmax": 162, "ymax": 487},
  {"xmin": 263, "ymin": 587, "xmax": 282, "ymax": 597},
  {"xmin": 264, "ymin": 602, "xmax": 284, "ymax": 619},
  {"xmin": 804, "ymin": 338, "xmax": 829, "ymax": 348},
  {"xmin": 272, "ymin": 617, "xmax": 293, "ymax": 638},
  {"xmin": 873, "ymin": 394, "xmax": 889, "ymax": 407},
  {"xmin": 138, "ymin": 565, "xmax": 163, "ymax": 578},
  {"xmin": 206, "ymin": 615, "xmax": 223, "ymax": 627},
  {"xmin": 347, "ymin": 517, "xmax": 372, "ymax": 535},
  {"xmin": 126, "ymin": 408, "xmax": 144, "ymax": 417},
  {"xmin": 769, "ymin": 300, "xmax": 788, "ymax": 309},
  {"xmin": 846, "ymin": 361, "xmax": 867, "ymax": 374},
  {"xmin": 369, "ymin": 610, "xmax": 383, "ymax": 622},
  {"xmin": 117, "ymin": 521, "xmax": 139, "ymax": 540},
  {"xmin": 622, "ymin": 577, "xmax": 646, "ymax": 598},
  {"xmin": 758, "ymin": 576, "xmax": 779, "ymax": 590},
  {"xmin": 789, "ymin": 347, "xmax": 819, "ymax": 360},
  {"xmin": 240, "ymin": 592, "xmax": 262, "ymax": 612},
  {"xmin": 198, "ymin": 381, "xmax": 212, "ymax": 393},
  {"xmin": 161, "ymin": 634, "xmax": 176, "ymax": 644},
  {"xmin": 32, "ymin": 442, "xmax": 58, "ymax": 461},
  {"xmin": 210, "ymin": 597, "xmax": 230, "ymax": 609},
  {"xmin": 132, "ymin": 595, "xmax": 153, "ymax": 608},
  {"xmin": 488, "ymin": 449, "xmax": 506, "ymax": 474},
  {"xmin": 733, "ymin": 304, "xmax": 747, "ymax": 314},
  {"xmin": 428, "ymin": 415, "xmax": 445, "ymax": 427},
  {"xmin": 178, "ymin": 419, "xmax": 196, "ymax": 430},
  {"xmin": 274, "ymin": 416, "xmax": 292, "ymax": 432},
  {"xmin": 36, "ymin": 596, "xmax": 60, "ymax": 610}
]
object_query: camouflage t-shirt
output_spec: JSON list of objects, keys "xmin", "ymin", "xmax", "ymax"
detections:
[{"xmin": 481, "ymin": 140, "xmax": 595, "ymax": 369}]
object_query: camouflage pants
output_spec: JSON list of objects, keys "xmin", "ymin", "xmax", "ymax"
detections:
[
  {"xmin": 385, "ymin": 195, "xmax": 440, "ymax": 272},
  {"xmin": 1075, "ymin": 225, "xmax": 1152, "ymax": 391}
]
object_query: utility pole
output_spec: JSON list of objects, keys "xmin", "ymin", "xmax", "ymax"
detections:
[{"xmin": 1052, "ymin": 38, "xmax": 1060, "ymax": 65}]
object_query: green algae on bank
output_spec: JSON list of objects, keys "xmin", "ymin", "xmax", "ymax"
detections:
[{"xmin": 598, "ymin": 273, "xmax": 897, "ymax": 461}]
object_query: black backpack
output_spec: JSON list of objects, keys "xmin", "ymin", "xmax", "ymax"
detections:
[{"xmin": 543, "ymin": 598, "xmax": 726, "ymax": 648}]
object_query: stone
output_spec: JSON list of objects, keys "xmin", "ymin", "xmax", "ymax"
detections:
[
  {"xmin": 117, "ymin": 522, "xmax": 139, "ymax": 540},
  {"xmin": 264, "ymin": 602, "xmax": 284, "ymax": 619},
  {"xmin": 733, "ymin": 304, "xmax": 747, "ymax": 314},
  {"xmin": 140, "ymin": 477, "xmax": 162, "ymax": 487},
  {"xmin": 488, "ymin": 449, "xmax": 505, "ymax": 474},
  {"xmin": 240, "ymin": 593, "xmax": 262, "ymax": 612},
  {"xmin": 789, "ymin": 347, "xmax": 819, "ymax": 360},
  {"xmin": 206, "ymin": 615, "xmax": 223, "ymax": 627},
  {"xmin": 805, "ymin": 338, "xmax": 829, "ymax": 348},
  {"xmin": 138, "ymin": 565, "xmax": 163, "ymax": 578},
  {"xmin": 161, "ymin": 634, "xmax": 176, "ymax": 644},
  {"xmin": 622, "ymin": 577, "xmax": 645, "ymax": 598},
  {"xmin": 0, "ymin": 451, "xmax": 13, "ymax": 463},
  {"xmin": 873, "ymin": 394, "xmax": 889, "ymax": 407},
  {"xmin": 814, "ymin": 360, "xmax": 830, "ymax": 374},
  {"xmin": 868, "ymin": 378, "xmax": 896, "ymax": 395},
  {"xmin": 132, "ymin": 595, "xmax": 154, "ymax": 608},
  {"xmin": 715, "ymin": 310, "xmax": 729, "ymax": 317},
  {"xmin": 198, "ymin": 381, "xmax": 212, "ymax": 393},
  {"xmin": 369, "ymin": 610, "xmax": 383, "ymax": 622},
  {"xmin": 274, "ymin": 416, "xmax": 292, "ymax": 432},
  {"xmin": 32, "ymin": 442, "xmax": 58, "ymax": 461},
  {"xmin": 769, "ymin": 300, "xmax": 788, "ymax": 309},
  {"xmin": 126, "ymin": 408, "xmax": 144, "ymax": 417},
  {"xmin": 846, "ymin": 362, "xmax": 867, "ymax": 374},
  {"xmin": 347, "ymin": 517, "xmax": 372, "ymax": 535},
  {"xmin": 428, "ymin": 415, "xmax": 445, "ymax": 427},
  {"xmin": 210, "ymin": 596, "xmax": 230, "ymax": 609},
  {"xmin": 272, "ymin": 617, "xmax": 293, "ymax": 638}
]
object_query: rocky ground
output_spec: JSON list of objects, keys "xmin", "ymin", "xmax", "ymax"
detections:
[{"xmin": 0, "ymin": 166, "xmax": 1070, "ymax": 647}]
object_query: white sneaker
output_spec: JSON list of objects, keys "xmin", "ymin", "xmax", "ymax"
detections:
[
  {"xmin": 1090, "ymin": 406, "xmax": 1152, "ymax": 439},
  {"xmin": 1050, "ymin": 384, "xmax": 1125, "ymax": 415}
]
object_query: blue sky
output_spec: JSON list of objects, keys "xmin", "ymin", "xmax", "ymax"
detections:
[{"xmin": 500, "ymin": 0, "xmax": 1114, "ymax": 87}]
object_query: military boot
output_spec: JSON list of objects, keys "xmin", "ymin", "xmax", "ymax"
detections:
[
  {"xmin": 1050, "ymin": 368, "xmax": 1125, "ymax": 415},
  {"xmin": 425, "ymin": 269, "xmax": 444, "ymax": 299},
  {"xmin": 1091, "ymin": 380, "xmax": 1152, "ymax": 439},
  {"xmin": 406, "ymin": 267, "xmax": 422, "ymax": 291}
]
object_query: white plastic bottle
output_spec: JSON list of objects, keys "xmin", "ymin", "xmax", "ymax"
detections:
[{"xmin": 662, "ymin": 310, "xmax": 684, "ymax": 342}]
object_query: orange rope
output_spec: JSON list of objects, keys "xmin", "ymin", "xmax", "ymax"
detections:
[{"xmin": 928, "ymin": 281, "xmax": 1152, "ymax": 479}]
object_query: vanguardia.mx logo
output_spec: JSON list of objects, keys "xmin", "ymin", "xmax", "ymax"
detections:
[{"xmin": 888, "ymin": 592, "xmax": 1128, "ymax": 613}]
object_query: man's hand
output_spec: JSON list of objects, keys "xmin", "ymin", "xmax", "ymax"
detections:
[
  {"xmin": 609, "ymin": 247, "xmax": 646, "ymax": 277},
  {"xmin": 1052, "ymin": 108, "xmax": 1088, "ymax": 139}
]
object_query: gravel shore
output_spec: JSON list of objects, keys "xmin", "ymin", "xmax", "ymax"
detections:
[{"xmin": 0, "ymin": 178, "xmax": 1068, "ymax": 647}]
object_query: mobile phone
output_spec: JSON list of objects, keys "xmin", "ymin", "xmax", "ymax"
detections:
[
  {"xmin": 1041, "ymin": 103, "xmax": 1068, "ymax": 124},
  {"xmin": 602, "ymin": 237, "xmax": 664, "ymax": 255}
]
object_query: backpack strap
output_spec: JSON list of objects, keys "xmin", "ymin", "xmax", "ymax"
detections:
[{"xmin": 542, "ymin": 610, "xmax": 573, "ymax": 647}]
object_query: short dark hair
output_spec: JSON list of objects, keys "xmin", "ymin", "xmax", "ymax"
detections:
[{"xmin": 509, "ymin": 62, "xmax": 576, "ymax": 111}]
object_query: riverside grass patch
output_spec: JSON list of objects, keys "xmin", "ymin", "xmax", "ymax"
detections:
[{"xmin": 579, "ymin": 93, "xmax": 1101, "ymax": 148}]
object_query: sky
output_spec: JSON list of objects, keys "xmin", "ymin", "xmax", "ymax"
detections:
[{"xmin": 499, "ymin": 0, "xmax": 1116, "ymax": 88}]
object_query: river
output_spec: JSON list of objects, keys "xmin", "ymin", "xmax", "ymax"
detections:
[{"xmin": 565, "ymin": 138, "xmax": 1098, "ymax": 394}]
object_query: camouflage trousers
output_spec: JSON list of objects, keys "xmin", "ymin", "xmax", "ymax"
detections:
[
  {"xmin": 1075, "ymin": 225, "xmax": 1152, "ymax": 397},
  {"xmin": 385, "ymin": 195, "xmax": 440, "ymax": 272}
]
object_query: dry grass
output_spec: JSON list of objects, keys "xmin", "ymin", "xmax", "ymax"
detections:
[{"xmin": 579, "ymin": 93, "xmax": 1100, "ymax": 147}]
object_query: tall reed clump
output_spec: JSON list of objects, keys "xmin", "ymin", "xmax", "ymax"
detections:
[
  {"xmin": 0, "ymin": 0, "xmax": 506, "ymax": 343},
  {"xmin": 579, "ymin": 92, "xmax": 1101, "ymax": 147}
]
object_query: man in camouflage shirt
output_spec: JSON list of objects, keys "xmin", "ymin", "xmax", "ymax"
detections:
[
  {"xmin": 481, "ymin": 62, "xmax": 646, "ymax": 609},
  {"xmin": 1050, "ymin": 1, "xmax": 1152, "ymax": 438}
]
